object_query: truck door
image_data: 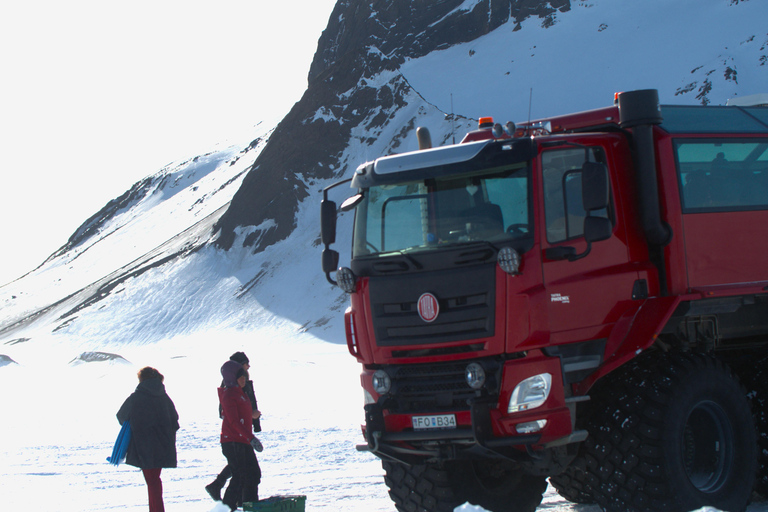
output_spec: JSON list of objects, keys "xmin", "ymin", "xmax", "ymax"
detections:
[{"xmin": 538, "ymin": 142, "xmax": 640, "ymax": 344}]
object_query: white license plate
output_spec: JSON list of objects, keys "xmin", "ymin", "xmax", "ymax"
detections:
[{"xmin": 412, "ymin": 414, "xmax": 457, "ymax": 430}]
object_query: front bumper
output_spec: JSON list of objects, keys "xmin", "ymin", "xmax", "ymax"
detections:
[{"xmin": 357, "ymin": 353, "xmax": 584, "ymax": 465}]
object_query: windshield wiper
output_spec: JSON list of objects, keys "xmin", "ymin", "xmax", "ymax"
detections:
[{"xmin": 398, "ymin": 250, "xmax": 423, "ymax": 269}]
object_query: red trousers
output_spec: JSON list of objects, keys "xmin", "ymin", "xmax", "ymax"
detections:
[{"xmin": 142, "ymin": 468, "xmax": 165, "ymax": 512}]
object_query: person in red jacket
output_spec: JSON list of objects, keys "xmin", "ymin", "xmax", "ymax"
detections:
[
  {"xmin": 218, "ymin": 359, "xmax": 262, "ymax": 510},
  {"xmin": 206, "ymin": 352, "xmax": 262, "ymax": 502}
]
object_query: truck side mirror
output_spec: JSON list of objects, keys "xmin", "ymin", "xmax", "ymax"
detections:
[
  {"xmin": 321, "ymin": 199, "xmax": 337, "ymax": 246},
  {"xmin": 322, "ymin": 248, "xmax": 340, "ymax": 274},
  {"xmin": 584, "ymin": 216, "xmax": 612, "ymax": 243},
  {"xmin": 581, "ymin": 162, "xmax": 609, "ymax": 211}
]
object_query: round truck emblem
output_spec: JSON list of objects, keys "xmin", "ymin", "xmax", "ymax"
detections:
[{"xmin": 417, "ymin": 293, "xmax": 439, "ymax": 323}]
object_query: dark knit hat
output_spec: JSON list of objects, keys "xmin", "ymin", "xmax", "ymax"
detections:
[
  {"xmin": 221, "ymin": 360, "xmax": 244, "ymax": 388},
  {"xmin": 230, "ymin": 351, "xmax": 249, "ymax": 365}
]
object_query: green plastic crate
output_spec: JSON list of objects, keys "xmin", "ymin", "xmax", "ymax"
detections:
[{"xmin": 243, "ymin": 495, "xmax": 306, "ymax": 512}]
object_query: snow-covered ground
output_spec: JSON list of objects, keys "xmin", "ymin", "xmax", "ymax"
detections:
[
  {"xmin": 0, "ymin": 329, "xmax": 393, "ymax": 511},
  {"xmin": 2, "ymin": 326, "xmax": 768, "ymax": 511}
]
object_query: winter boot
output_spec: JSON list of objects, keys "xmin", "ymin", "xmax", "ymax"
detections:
[{"xmin": 205, "ymin": 480, "xmax": 223, "ymax": 502}]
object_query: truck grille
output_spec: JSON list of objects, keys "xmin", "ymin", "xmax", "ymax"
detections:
[
  {"xmin": 389, "ymin": 362, "xmax": 477, "ymax": 413},
  {"xmin": 368, "ymin": 264, "xmax": 496, "ymax": 347},
  {"xmin": 385, "ymin": 359, "xmax": 502, "ymax": 414}
]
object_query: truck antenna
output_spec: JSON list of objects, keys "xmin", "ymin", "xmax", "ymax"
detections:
[
  {"xmin": 451, "ymin": 93, "xmax": 456, "ymax": 144},
  {"xmin": 527, "ymin": 88, "xmax": 533, "ymax": 135}
]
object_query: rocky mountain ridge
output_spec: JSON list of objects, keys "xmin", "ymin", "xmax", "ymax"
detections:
[{"xmin": 213, "ymin": 0, "xmax": 574, "ymax": 254}]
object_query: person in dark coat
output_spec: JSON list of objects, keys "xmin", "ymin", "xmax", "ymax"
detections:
[
  {"xmin": 117, "ymin": 366, "xmax": 179, "ymax": 512},
  {"xmin": 217, "ymin": 359, "xmax": 262, "ymax": 511},
  {"xmin": 206, "ymin": 352, "xmax": 262, "ymax": 502}
]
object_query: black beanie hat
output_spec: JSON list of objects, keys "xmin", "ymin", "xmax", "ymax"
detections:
[
  {"xmin": 230, "ymin": 351, "xmax": 249, "ymax": 365},
  {"xmin": 221, "ymin": 360, "xmax": 242, "ymax": 388}
]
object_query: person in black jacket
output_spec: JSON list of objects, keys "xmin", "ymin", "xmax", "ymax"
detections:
[
  {"xmin": 117, "ymin": 366, "xmax": 179, "ymax": 512},
  {"xmin": 205, "ymin": 352, "xmax": 262, "ymax": 502}
]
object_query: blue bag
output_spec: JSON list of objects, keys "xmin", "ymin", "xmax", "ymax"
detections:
[{"xmin": 107, "ymin": 420, "xmax": 131, "ymax": 466}]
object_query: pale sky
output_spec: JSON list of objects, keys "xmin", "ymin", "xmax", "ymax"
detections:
[{"xmin": 0, "ymin": 0, "xmax": 337, "ymax": 286}]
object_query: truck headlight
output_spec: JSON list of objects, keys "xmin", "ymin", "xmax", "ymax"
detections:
[
  {"xmin": 508, "ymin": 373, "xmax": 552, "ymax": 413},
  {"xmin": 372, "ymin": 369, "xmax": 391, "ymax": 395}
]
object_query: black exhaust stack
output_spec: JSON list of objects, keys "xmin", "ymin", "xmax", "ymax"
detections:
[
  {"xmin": 618, "ymin": 89, "xmax": 672, "ymax": 296},
  {"xmin": 618, "ymin": 89, "xmax": 672, "ymax": 247},
  {"xmin": 417, "ymin": 127, "xmax": 432, "ymax": 150}
]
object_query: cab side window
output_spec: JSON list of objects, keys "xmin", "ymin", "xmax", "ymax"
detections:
[
  {"xmin": 542, "ymin": 147, "xmax": 610, "ymax": 243},
  {"xmin": 676, "ymin": 139, "xmax": 768, "ymax": 212}
]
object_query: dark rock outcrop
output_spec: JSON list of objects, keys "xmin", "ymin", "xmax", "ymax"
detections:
[
  {"xmin": 0, "ymin": 354, "xmax": 18, "ymax": 367},
  {"xmin": 213, "ymin": 0, "xmax": 570, "ymax": 253},
  {"xmin": 68, "ymin": 351, "xmax": 129, "ymax": 365}
]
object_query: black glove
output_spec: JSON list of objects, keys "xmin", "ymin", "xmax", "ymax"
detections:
[{"xmin": 250, "ymin": 437, "xmax": 263, "ymax": 452}]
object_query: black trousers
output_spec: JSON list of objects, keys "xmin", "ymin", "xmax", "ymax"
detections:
[
  {"xmin": 220, "ymin": 442, "xmax": 261, "ymax": 509},
  {"xmin": 214, "ymin": 464, "xmax": 233, "ymax": 484}
]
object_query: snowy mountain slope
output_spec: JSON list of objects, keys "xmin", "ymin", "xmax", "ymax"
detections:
[
  {"xmin": 400, "ymin": 0, "xmax": 768, "ymax": 124},
  {"xmin": 0, "ymin": 127, "xmax": 271, "ymax": 341},
  {"xmin": 0, "ymin": 73, "xmax": 475, "ymax": 351}
]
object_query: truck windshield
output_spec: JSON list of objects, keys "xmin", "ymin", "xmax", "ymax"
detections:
[{"xmin": 352, "ymin": 163, "xmax": 530, "ymax": 257}]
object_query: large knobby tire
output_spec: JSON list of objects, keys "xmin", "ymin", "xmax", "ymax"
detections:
[
  {"xmin": 382, "ymin": 459, "xmax": 547, "ymax": 512},
  {"xmin": 548, "ymin": 457, "xmax": 596, "ymax": 505},
  {"xmin": 449, "ymin": 460, "xmax": 547, "ymax": 512},
  {"xmin": 382, "ymin": 460, "xmax": 461, "ymax": 512},
  {"xmin": 582, "ymin": 353, "xmax": 757, "ymax": 512},
  {"xmin": 732, "ymin": 355, "xmax": 768, "ymax": 498}
]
